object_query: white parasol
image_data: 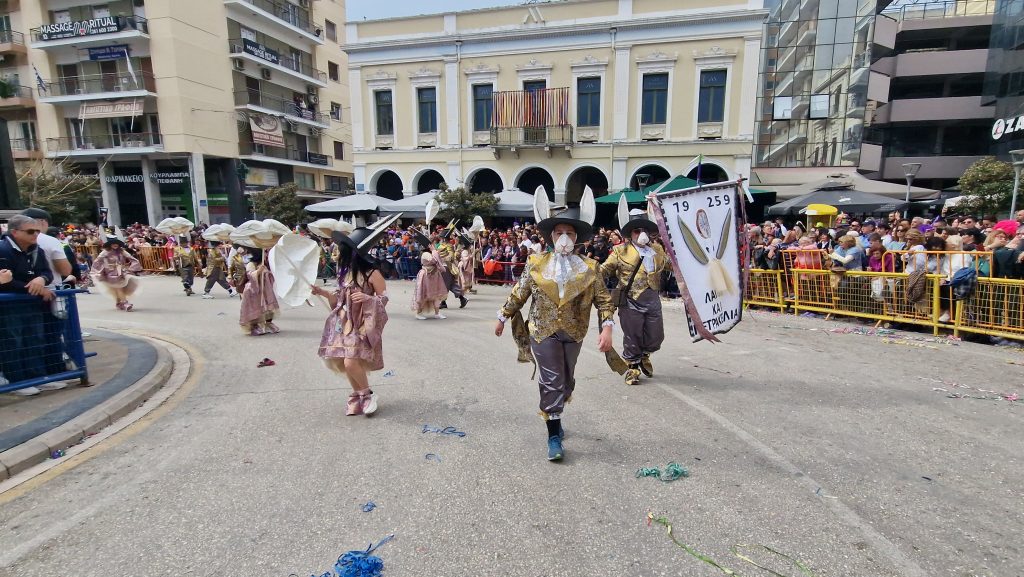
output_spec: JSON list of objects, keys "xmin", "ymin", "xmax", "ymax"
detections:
[
  {"xmin": 425, "ymin": 198, "xmax": 439, "ymax": 228},
  {"xmin": 307, "ymin": 218, "xmax": 354, "ymax": 239},
  {"xmin": 201, "ymin": 223, "xmax": 234, "ymax": 242},
  {"xmin": 155, "ymin": 217, "xmax": 194, "ymax": 236},
  {"xmin": 270, "ymin": 234, "xmax": 321, "ymax": 307},
  {"xmin": 230, "ymin": 219, "xmax": 291, "ymax": 249}
]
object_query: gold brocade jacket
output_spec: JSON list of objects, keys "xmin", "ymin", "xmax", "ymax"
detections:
[
  {"xmin": 600, "ymin": 243, "xmax": 669, "ymax": 300},
  {"xmin": 500, "ymin": 253, "xmax": 615, "ymax": 343},
  {"xmin": 205, "ymin": 247, "xmax": 226, "ymax": 275}
]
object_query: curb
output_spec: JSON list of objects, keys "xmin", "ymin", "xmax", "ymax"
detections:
[{"xmin": 0, "ymin": 342, "xmax": 174, "ymax": 481}]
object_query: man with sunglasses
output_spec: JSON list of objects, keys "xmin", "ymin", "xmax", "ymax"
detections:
[{"xmin": 0, "ymin": 215, "xmax": 57, "ymax": 396}]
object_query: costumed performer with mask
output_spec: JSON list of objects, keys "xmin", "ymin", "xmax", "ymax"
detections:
[
  {"xmin": 239, "ymin": 248, "xmax": 279, "ymax": 335},
  {"xmin": 91, "ymin": 232, "xmax": 142, "ymax": 311},
  {"xmin": 311, "ymin": 216, "xmax": 397, "ymax": 417},
  {"xmin": 412, "ymin": 245, "xmax": 449, "ymax": 320},
  {"xmin": 601, "ymin": 197, "xmax": 669, "ymax": 385},
  {"xmin": 494, "ymin": 186, "xmax": 615, "ymax": 462}
]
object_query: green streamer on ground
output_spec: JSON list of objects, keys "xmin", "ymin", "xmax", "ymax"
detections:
[
  {"xmin": 636, "ymin": 462, "xmax": 690, "ymax": 482},
  {"xmin": 646, "ymin": 513, "xmax": 817, "ymax": 577}
]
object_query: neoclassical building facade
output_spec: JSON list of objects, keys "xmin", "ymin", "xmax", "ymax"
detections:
[{"xmin": 344, "ymin": 0, "xmax": 768, "ymax": 206}]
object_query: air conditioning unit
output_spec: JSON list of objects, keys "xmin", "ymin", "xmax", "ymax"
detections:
[
  {"xmin": 261, "ymin": 68, "xmax": 272, "ymax": 81},
  {"xmin": 308, "ymin": 94, "xmax": 319, "ymax": 105},
  {"xmin": 233, "ymin": 59, "xmax": 245, "ymax": 71},
  {"xmin": 306, "ymin": 85, "xmax": 318, "ymax": 96}
]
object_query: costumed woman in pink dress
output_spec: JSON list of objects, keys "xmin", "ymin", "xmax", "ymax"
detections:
[
  {"xmin": 412, "ymin": 247, "xmax": 448, "ymax": 320},
  {"xmin": 311, "ymin": 222, "xmax": 392, "ymax": 417},
  {"xmin": 90, "ymin": 235, "xmax": 142, "ymax": 311},
  {"xmin": 239, "ymin": 249, "xmax": 280, "ymax": 336}
]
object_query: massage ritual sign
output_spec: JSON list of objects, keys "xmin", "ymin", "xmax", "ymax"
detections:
[{"xmin": 654, "ymin": 180, "xmax": 743, "ymax": 342}]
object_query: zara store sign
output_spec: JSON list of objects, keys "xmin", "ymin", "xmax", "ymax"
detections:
[{"xmin": 992, "ymin": 116, "xmax": 1024, "ymax": 141}]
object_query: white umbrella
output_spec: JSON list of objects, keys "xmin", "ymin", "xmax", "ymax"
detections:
[
  {"xmin": 270, "ymin": 234, "xmax": 321, "ymax": 307},
  {"xmin": 378, "ymin": 191, "xmax": 439, "ymax": 218},
  {"xmin": 155, "ymin": 217, "xmax": 194, "ymax": 236},
  {"xmin": 493, "ymin": 189, "xmax": 558, "ymax": 218},
  {"xmin": 307, "ymin": 218, "xmax": 354, "ymax": 239},
  {"xmin": 304, "ymin": 194, "xmax": 395, "ymax": 214}
]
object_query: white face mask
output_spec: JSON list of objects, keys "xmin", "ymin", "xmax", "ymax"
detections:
[
  {"xmin": 635, "ymin": 232, "xmax": 650, "ymax": 246},
  {"xmin": 553, "ymin": 233, "xmax": 575, "ymax": 256}
]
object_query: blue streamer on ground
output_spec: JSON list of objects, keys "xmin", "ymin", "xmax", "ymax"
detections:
[
  {"xmin": 647, "ymin": 513, "xmax": 816, "ymax": 577},
  {"xmin": 637, "ymin": 462, "xmax": 689, "ymax": 482},
  {"xmin": 425, "ymin": 453, "xmax": 442, "ymax": 462},
  {"xmin": 361, "ymin": 501, "xmax": 376, "ymax": 513},
  {"xmin": 422, "ymin": 425, "xmax": 466, "ymax": 437},
  {"xmin": 308, "ymin": 535, "xmax": 395, "ymax": 577}
]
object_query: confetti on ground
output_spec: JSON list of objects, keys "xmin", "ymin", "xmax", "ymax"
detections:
[
  {"xmin": 922, "ymin": 377, "xmax": 1020, "ymax": 403},
  {"xmin": 646, "ymin": 513, "xmax": 817, "ymax": 576},
  {"xmin": 306, "ymin": 535, "xmax": 395, "ymax": 577},
  {"xmin": 382, "ymin": 370, "xmax": 395, "ymax": 378},
  {"xmin": 425, "ymin": 453, "xmax": 442, "ymax": 463},
  {"xmin": 636, "ymin": 462, "xmax": 690, "ymax": 482},
  {"xmin": 50, "ymin": 449, "xmax": 65, "ymax": 460},
  {"xmin": 361, "ymin": 501, "xmax": 376, "ymax": 513},
  {"xmin": 421, "ymin": 425, "xmax": 466, "ymax": 437}
]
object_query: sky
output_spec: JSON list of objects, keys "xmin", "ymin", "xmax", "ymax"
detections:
[{"xmin": 346, "ymin": 0, "xmax": 526, "ymax": 21}]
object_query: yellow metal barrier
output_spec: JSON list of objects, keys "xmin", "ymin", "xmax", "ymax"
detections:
[
  {"xmin": 136, "ymin": 247, "xmax": 176, "ymax": 273},
  {"xmin": 745, "ymin": 269, "xmax": 786, "ymax": 309},
  {"xmin": 956, "ymin": 277, "xmax": 1024, "ymax": 340}
]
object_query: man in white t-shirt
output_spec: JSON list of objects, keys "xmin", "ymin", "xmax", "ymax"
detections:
[{"xmin": 20, "ymin": 208, "xmax": 72, "ymax": 289}]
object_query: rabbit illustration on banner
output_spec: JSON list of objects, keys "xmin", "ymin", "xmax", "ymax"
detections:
[{"xmin": 677, "ymin": 207, "xmax": 737, "ymax": 295}]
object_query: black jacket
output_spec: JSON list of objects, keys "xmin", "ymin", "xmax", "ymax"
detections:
[{"xmin": 0, "ymin": 235, "xmax": 54, "ymax": 293}]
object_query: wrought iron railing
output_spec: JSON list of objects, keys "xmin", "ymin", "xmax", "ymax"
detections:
[
  {"xmin": 228, "ymin": 40, "xmax": 326, "ymax": 82},
  {"xmin": 490, "ymin": 126, "xmax": 574, "ymax": 147},
  {"xmin": 490, "ymin": 87, "xmax": 572, "ymax": 147},
  {"xmin": 238, "ymin": 141, "xmax": 333, "ymax": 166},
  {"xmin": 9, "ymin": 138, "xmax": 40, "ymax": 152},
  {"xmin": 0, "ymin": 84, "xmax": 33, "ymax": 100},
  {"xmin": 0, "ymin": 30, "xmax": 26, "ymax": 45},
  {"xmin": 46, "ymin": 132, "xmax": 163, "ymax": 152},
  {"xmin": 228, "ymin": 0, "xmax": 323, "ymax": 37},
  {"xmin": 234, "ymin": 90, "xmax": 328, "ymax": 124},
  {"xmin": 43, "ymin": 71, "xmax": 156, "ymax": 97}
]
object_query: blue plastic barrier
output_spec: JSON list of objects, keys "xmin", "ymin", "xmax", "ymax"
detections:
[{"xmin": 0, "ymin": 289, "xmax": 93, "ymax": 394}]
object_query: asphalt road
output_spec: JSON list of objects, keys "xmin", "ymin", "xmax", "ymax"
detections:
[{"xmin": 0, "ymin": 275, "xmax": 1020, "ymax": 577}]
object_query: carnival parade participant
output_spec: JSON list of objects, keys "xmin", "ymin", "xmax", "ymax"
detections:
[
  {"xmin": 412, "ymin": 247, "xmax": 448, "ymax": 320},
  {"xmin": 311, "ymin": 218, "xmax": 395, "ymax": 417},
  {"xmin": 202, "ymin": 240, "xmax": 236, "ymax": 299},
  {"xmin": 172, "ymin": 238, "xmax": 196, "ymax": 296},
  {"xmin": 435, "ymin": 230, "xmax": 469, "ymax": 310},
  {"xmin": 495, "ymin": 186, "xmax": 615, "ymax": 461},
  {"xmin": 239, "ymin": 249, "xmax": 279, "ymax": 335},
  {"xmin": 90, "ymin": 233, "xmax": 142, "ymax": 311},
  {"xmin": 228, "ymin": 245, "xmax": 249, "ymax": 295},
  {"xmin": 458, "ymin": 234, "xmax": 476, "ymax": 295},
  {"xmin": 601, "ymin": 198, "xmax": 669, "ymax": 385}
]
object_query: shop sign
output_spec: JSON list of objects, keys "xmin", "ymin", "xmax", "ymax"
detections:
[
  {"xmin": 305, "ymin": 152, "xmax": 329, "ymax": 166},
  {"xmin": 992, "ymin": 116, "xmax": 1024, "ymax": 141},
  {"xmin": 105, "ymin": 174, "xmax": 144, "ymax": 184},
  {"xmin": 79, "ymin": 100, "xmax": 144, "ymax": 119},
  {"xmin": 152, "ymin": 171, "xmax": 190, "ymax": 184},
  {"xmin": 242, "ymin": 38, "xmax": 280, "ymax": 65},
  {"xmin": 38, "ymin": 16, "xmax": 122, "ymax": 41},
  {"xmin": 88, "ymin": 44, "xmax": 131, "ymax": 61},
  {"xmin": 249, "ymin": 114, "xmax": 285, "ymax": 148},
  {"xmin": 245, "ymin": 167, "xmax": 280, "ymax": 187}
]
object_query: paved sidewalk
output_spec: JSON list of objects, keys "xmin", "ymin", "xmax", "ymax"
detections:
[{"xmin": 0, "ymin": 330, "xmax": 162, "ymax": 477}]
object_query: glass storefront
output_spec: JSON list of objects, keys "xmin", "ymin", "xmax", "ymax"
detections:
[
  {"xmin": 754, "ymin": 0, "xmax": 877, "ymax": 168},
  {"xmin": 984, "ymin": 0, "xmax": 1024, "ymax": 158}
]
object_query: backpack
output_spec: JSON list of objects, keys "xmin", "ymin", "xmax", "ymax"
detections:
[{"xmin": 949, "ymin": 267, "xmax": 977, "ymax": 301}]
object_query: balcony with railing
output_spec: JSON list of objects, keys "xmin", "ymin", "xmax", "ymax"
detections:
[
  {"xmin": 885, "ymin": 0, "xmax": 996, "ymax": 20},
  {"xmin": 0, "ymin": 84, "xmax": 34, "ymax": 109},
  {"xmin": 490, "ymin": 87, "xmax": 573, "ymax": 154},
  {"xmin": 234, "ymin": 90, "xmax": 328, "ymax": 128},
  {"xmin": 9, "ymin": 138, "xmax": 42, "ymax": 159},
  {"xmin": 0, "ymin": 30, "xmax": 27, "ymax": 56},
  {"xmin": 238, "ymin": 141, "xmax": 333, "ymax": 168},
  {"xmin": 229, "ymin": 37, "xmax": 327, "ymax": 86},
  {"xmin": 30, "ymin": 15, "xmax": 149, "ymax": 48},
  {"xmin": 46, "ymin": 132, "xmax": 163, "ymax": 156},
  {"xmin": 224, "ymin": 0, "xmax": 325, "ymax": 45},
  {"xmin": 39, "ymin": 71, "xmax": 156, "ymax": 103}
]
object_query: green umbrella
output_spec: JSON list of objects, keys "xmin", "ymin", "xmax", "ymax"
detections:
[{"xmin": 596, "ymin": 176, "xmax": 702, "ymax": 204}]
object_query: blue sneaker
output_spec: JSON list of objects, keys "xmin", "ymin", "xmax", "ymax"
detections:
[{"xmin": 547, "ymin": 435, "xmax": 564, "ymax": 461}]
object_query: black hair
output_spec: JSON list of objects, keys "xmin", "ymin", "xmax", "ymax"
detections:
[
  {"xmin": 337, "ymin": 242, "xmax": 377, "ymax": 285},
  {"xmin": 249, "ymin": 249, "xmax": 264, "ymax": 265},
  {"xmin": 925, "ymin": 237, "xmax": 946, "ymax": 251}
]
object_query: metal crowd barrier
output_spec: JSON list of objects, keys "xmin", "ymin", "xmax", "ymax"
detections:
[
  {"xmin": 743, "ymin": 249, "xmax": 1024, "ymax": 341},
  {"xmin": 476, "ymin": 260, "xmax": 524, "ymax": 285},
  {"xmin": 0, "ymin": 289, "xmax": 94, "ymax": 394}
]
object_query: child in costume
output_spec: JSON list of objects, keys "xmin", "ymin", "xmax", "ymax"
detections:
[
  {"xmin": 239, "ymin": 249, "xmax": 279, "ymax": 335},
  {"xmin": 412, "ymin": 248, "xmax": 448, "ymax": 320},
  {"xmin": 91, "ymin": 235, "xmax": 142, "ymax": 311},
  {"xmin": 311, "ymin": 219, "xmax": 394, "ymax": 417}
]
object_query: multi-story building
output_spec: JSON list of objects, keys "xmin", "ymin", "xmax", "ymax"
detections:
[
  {"xmin": 2, "ymin": 0, "xmax": 352, "ymax": 226},
  {"xmin": 344, "ymin": 0, "xmax": 768, "ymax": 206},
  {"xmin": 752, "ymin": 0, "xmax": 999, "ymax": 195},
  {"xmin": 1, "ymin": 0, "xmax": 43, "ymax": 164},
  {"xmin": 984, "ymin": 0, "xmax": 1024, "ymax": 159}
]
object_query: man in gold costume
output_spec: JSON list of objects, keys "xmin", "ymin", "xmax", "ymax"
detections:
[
  {"xmin": 495, "ymin": 186, "xmax": 614, "ymax": 462},
  {"xmin": 601, "ymin": 199, "xmax": 669, "ymax": 385}
]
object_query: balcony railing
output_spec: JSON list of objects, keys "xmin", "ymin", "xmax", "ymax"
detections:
[
  {"xmin": 234, "ymin": 90, "xmax": 328, "ymax": 125},
  {"xmin": 228, "ymin": 0, "xmax": 322, "ymax": 37},
  {"xmin": 0, "ymin": 84, "xmax": 33, "ymax": 100},
  {"xmin": 490, "ymin": 126, "xmax": 574, "ymax": 147},
  {"xmin": 9, "ymin": 138, "xmax": 40, "ymax": 152},
  {"xmin": 46, "ymin": 132, "xmax": 162, "ymax": 152},
  {"xmin": 31, "ymin": 15, "xmax": 149, "ymax": 43},
  {"xmin": 0, "ymin": 30, "xmax": 26, "ymax": 46},
  {"xmin": 43, "ymin": 71, "xmax": 156, "ymax": 97},
  {"xmin": 229, "ymin": 40, "xmax": 326, "ymax": 82},
  {"xmin": 886, "ymin": 0, "xmax": 997, "ymax": 20},
  {"xmin": 238, "ymin": 141, "xmax": 333, "ymax": 166}
]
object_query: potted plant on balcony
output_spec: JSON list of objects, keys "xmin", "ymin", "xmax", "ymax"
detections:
[{"xmin": 0, "ymin": 79, "xmax": 17, "ymax": 99}]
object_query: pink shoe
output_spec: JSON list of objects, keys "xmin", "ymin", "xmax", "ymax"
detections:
[
  {"xmin": 360, "ymin": 390, "xmax": 378, "ymax": 416},
  {"xmin": 249, "ymin": 326, "xmax": 266, "ymax": 336},
  {"xmin": 115, "ymin": 301, "xmax": 126, "ymax": 310},
  {"xmin": 265, "ymin": 322, "xmax": 280, "ymax": 334},
  {"xmin": 346, "ymin": 392, "xmax": 363, "ymax": 416},
  {"xmin": 124, "ymin": 302, "xmax": 134, "ymax": 312}
]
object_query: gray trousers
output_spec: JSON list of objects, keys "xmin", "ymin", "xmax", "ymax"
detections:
[
  {"xmin": 204, "ymin": 267, "xmax": 231, "ymax": 293},
  {"xmin": 619, "ymin": 288, "xmax": 665, "ymax": 362},
  {"xmin": 530, "ymin": 330, "xmax": 583, "ymax": 417},
  {"xmin": 179, "ymin": 265, "xmax": 194, "ymax": 289}
]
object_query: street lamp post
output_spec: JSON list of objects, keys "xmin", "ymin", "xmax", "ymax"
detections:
[
  {"xmin": 902, "ymin": 162, "xmax": 922, "ymax": 219},
  {"xmin": 1010, "ymin": 149, "xmax": 1024, "ymax": 219}
]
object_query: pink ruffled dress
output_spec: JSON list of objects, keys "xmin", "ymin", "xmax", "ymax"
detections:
[{"xmin": 319, "ymin": 277, "xmax": 389, "ymax": 373}]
